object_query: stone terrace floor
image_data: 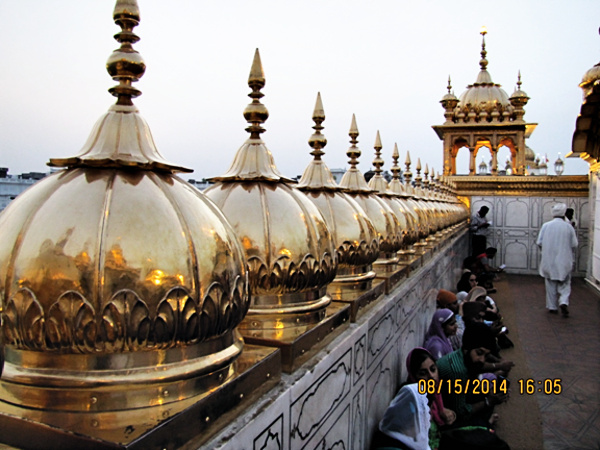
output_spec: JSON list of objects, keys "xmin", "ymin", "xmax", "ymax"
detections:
[{"xmin": 495, "ymin": 274, "xmax": 600, "ymax": 450}]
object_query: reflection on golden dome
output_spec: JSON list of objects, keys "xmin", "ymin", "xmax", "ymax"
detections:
[
  {"xmin": 339, "ymin": 117, "xmax": 403, "ymax": 258},
  {"xmin": 297, "ymin": 93, "xmax": 379, "ymax": 283},
  {"xmin": 0, "ymin": 0, "xmax": 249, "ymax": 412},
  {"xmin": 205, "ymin": 51, "xmax": 336, "ymax": 323}
]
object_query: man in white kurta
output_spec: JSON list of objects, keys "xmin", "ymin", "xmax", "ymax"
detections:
[{"xmin": 536, "ymin": 203, "xmax": 578, "ymax": 317}]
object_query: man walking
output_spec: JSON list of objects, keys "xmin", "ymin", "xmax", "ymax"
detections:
[
  {"xmin": 470, "ymin": 206, "xmax": 490, "ymax": 256},
  {"xmin": 536, "ymin": 203, "xmax": 578, "ymax": 317}
]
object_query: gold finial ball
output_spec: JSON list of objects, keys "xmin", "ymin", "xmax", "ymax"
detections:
[
  {"xmin": 106, "ymin": 49, "xmax": 146, "ymax": 83},
  {"xmin": 243, "ymin": 102, "xmax": 269, "ymax": 126}
]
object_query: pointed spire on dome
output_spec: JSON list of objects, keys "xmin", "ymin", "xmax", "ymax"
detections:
[
  {"xmin": 297, "ymin": 93, "xmax": 338, "ymax": 190},
  {"xmin": 308, "ymin": 92, "xmax": 326, "ymax": 159},
  {"xmin": 391, "ymin": 143, "xmax": 401, "ymax": 181},
  {"xmin": 244, "ymin": 49, "xmax": 269, "ymax": 138},
  {"xmin": 211, "ymin": 49, "xmax": 291, "ymax": 182},
  {"xmin": 404, "ymin": 151, "xmax": 413, "ymax": 185},
  {"xmin": 339, "ymin": 115, "xmax": 372, "ymax": 191},
  {"xmin": 373, "ymin": 131, "xmax": 384, "ymax": 176},
  {"xmin": 414, "ymin": 158, "xmax": 422, "ymax": 187},
  {"xmin": 479, "ymin": 26, "xmax": 488, "ymax": 71},
  {"xmin": 367, "ymin": 130, "xmax": 390, "ymax": 193},
  {"xmin": 48, "ymin": 0, "xmax": 190, "ymax": 173}
]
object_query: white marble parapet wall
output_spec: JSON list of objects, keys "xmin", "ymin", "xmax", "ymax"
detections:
[{"xmin": 203, "ymin": 230, "xmax": 468, "ymax": 450}]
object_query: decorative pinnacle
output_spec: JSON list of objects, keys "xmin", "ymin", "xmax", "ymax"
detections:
[
  {"xmin": 423, "ymin": 164, "xmax": 430, "ymax": 187},
  {"xmin": 372, "ymin": 131, "xmax": 384, "ymax": 175},
  {"xmin": 391, "ymin": 143, "xmax": 401, "ymax": 180},
  {"xmin": 346, "ymin": 114, "xmax": 361, "ymax": 169},
  {"xmin": 479, "ymin": 26, "xmax": 488, "ymax": 71},
  {"xmin": 415, "ymin": 158, "xmax": 422, "ymax": 187},
  {"xmin": 107, "ymin": 0, "xmax": 146, "ymax": 106},
  {"xmin": 447, "ymin": 76, "xmax": 453, "ymax": 93},
  {"xmin": 243, "ymin": 49, "xmax": 269, "ymax": 138},
  {"xmin": 308, "ymin": 92, "xmax": 327, "ymax": 159},
  {"xmin": 404, "ymin": 151, "xmax": 412, "ymax": 183},
  {"xmin": 517, "ymin": 70, "xmax": 522, "ymax": 90}
]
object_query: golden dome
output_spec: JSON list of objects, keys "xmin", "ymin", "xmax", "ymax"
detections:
[
  {"xmin": 366, "ymin": 132, "xmax": 410, "ymax": 251},
  {"xmin": 0, "ymin": 1, "xmax": 249, "ymax": 412},
  {"xmin": 453, "ymin": 32, "xmax": 514, "ymax": 123},
  {"xmin": 297, "ymin": 94, "xmax": 379, "ymax": 282},
  {"xmin": 579, "ymin": 30, "xmax": 600, "ymax": 97},
  {"xmin": 387, "ymin": 144, "xmax": 419, "ymax": 247},
  {"xmin": 205, "ymin": 51, "xmax": 337, "ymax": 324},
  {"xmin": 338, "ymin": 116, "xmax": 403, "ymax": 257},
  {"xmin": 525, "ymin": 145, "xmax": 536, "ymax": 162}
]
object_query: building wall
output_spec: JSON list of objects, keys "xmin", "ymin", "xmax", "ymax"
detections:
[
  {"xmin": 203, "ymin": 232, "xmax": 468, "ymax": 450},
  {"xmin": 470, "ymin": 195, "xmax": 589, "ymax": 276},
  {"xmin": 588, "ymin": 169, "xmax": 600, "ymax": 290}
]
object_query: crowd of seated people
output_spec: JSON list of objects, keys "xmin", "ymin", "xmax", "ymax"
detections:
[{"xmin": 372, "ymin": 265, "xmax": 515, "ymax": 450}]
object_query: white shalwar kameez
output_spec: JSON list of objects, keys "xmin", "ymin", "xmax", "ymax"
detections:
[{"xmin": 536, "ymin": 217, "xmax": 578, "ymax": 310}]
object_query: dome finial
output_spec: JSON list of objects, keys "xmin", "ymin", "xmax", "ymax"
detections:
[
  {"xmin": 404, "ymin": 151, "xmax": 413, "ymax": 184},
  {"xmin": 391, "ymin": 143, "xmax": 401, "ymax": 181},
  {"xmin": 243, "ymin": 49, "xmax": 269, "ymax": 138},
  {"xmin": 308, "ymin": 92, "xmax": 327, "ymax": 160},
  {"xmin": 347, "ymin": 114, "xmax": 361, "ymax": 169},
  {"xmin": 372, "ymin": 131, "xmax": 384, "ymax": 176},
  {"xmin": 479, "ymin": 26, "xmax": 488, "ymax": 71},
  {"xmin": 107, "ymin": 0, "xmax": 145, "ymax": 106},
  {"xmin": 297, "ymin": 93, "xmax": 339, "ymax": 189},
  {"xmin": 447, "ymin": 76, "xmax": 453, "ymax": 93},
  {"xmin": 415, "ymin": 158, "xmax": 422, "ymax": 187}
]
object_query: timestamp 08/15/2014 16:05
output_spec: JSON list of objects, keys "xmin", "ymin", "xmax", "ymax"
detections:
[{"xmin": 418, "ymin": 378, "xmax": 562, "ymax": 396}]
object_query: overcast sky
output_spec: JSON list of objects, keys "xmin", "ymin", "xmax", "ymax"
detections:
[{"xmin": 1, "ymin": 1, "xmax": 598, "ymax": 179}]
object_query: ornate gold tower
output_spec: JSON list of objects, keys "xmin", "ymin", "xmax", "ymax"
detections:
[
  {"xmin": 433, "ymin": 29, "xmax": 538, "ymax": 176},
  {"xmin": 0, "ymin": 2, "xmax": 277, "ymax": 446},
  {"xmin": 296, "ymin": 93, "xmax": 379, "ymax": 286},
  {"xmin": 205, "ymin": 51, "xmax": 347, "ymax": 371},
  {"xmin": 338, "ymin": 116, "xmax": 403, "ymax": 263}
]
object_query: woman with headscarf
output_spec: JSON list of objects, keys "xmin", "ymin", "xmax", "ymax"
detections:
[
  {"xmin": 424, "ymin": 309, "xmax": 457, "ymax": 360},
  {"xmin": 436, "ymin": 290, "xmax": 464, "ymax": 350},
  {"xmin": 371, "ymin": 383, "xmax": 432, "ymax": 450}
]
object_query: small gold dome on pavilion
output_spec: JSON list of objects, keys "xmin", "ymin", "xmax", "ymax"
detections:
[
  {"xmin": 205, "ymin": 51, "xmax": 337, "ymax": 324},
  {"xmin": 454, "ymin": 31, "xmax": 514, "ymax": 123},
  {"xmin": 0, "ymin": 0, "xmax": 249, "ymax": 412},
  {"xmin": 579, "ymin": 30, "xmax": 600, "ymax": 98}
]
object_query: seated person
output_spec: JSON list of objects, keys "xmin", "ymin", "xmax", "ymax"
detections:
[
  {"xmin": 464, "ymin": 287, "xmax": 499, "ymax": 320},
  {"xmin": 473, "ymin": 248, "xmax": 502, "ymax": 292},
  {"xmin": 456, "ymin": 271, "xmax": 477, "ymax": 294},
  {"xmin": 371, "ymin": 384, "xmax": 431, "ymax": 450},
  {"xmin": 424, "ymin": 309, "xmax": 458, "ymax": 360},
  {"xmin": 436, "ymin": 289, "xmax": 464, "ymax": 350},
  {"xmin": 406, "ymin": 348, "xmax": 457, "ymax": 449},
  {"xmin": 436, "ymin": 323, "xmax": 509, "ymax": 428}
]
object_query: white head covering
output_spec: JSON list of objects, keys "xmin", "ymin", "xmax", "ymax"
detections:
[
  {"xmin": 379, "ymin": 384, "xmax": 431, "ymax": 450},
  {"xmin": 552, "ymin": 203, "xmax": 567, "ymax": 217},
  {"xmin": 456, "ymin": 291, "xmax": 468, "ymax": 303}
]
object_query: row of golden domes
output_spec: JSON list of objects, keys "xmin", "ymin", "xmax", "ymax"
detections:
[{"xmin": 0, "ymin": 0, "xmax": 466, "ymax": 413}]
